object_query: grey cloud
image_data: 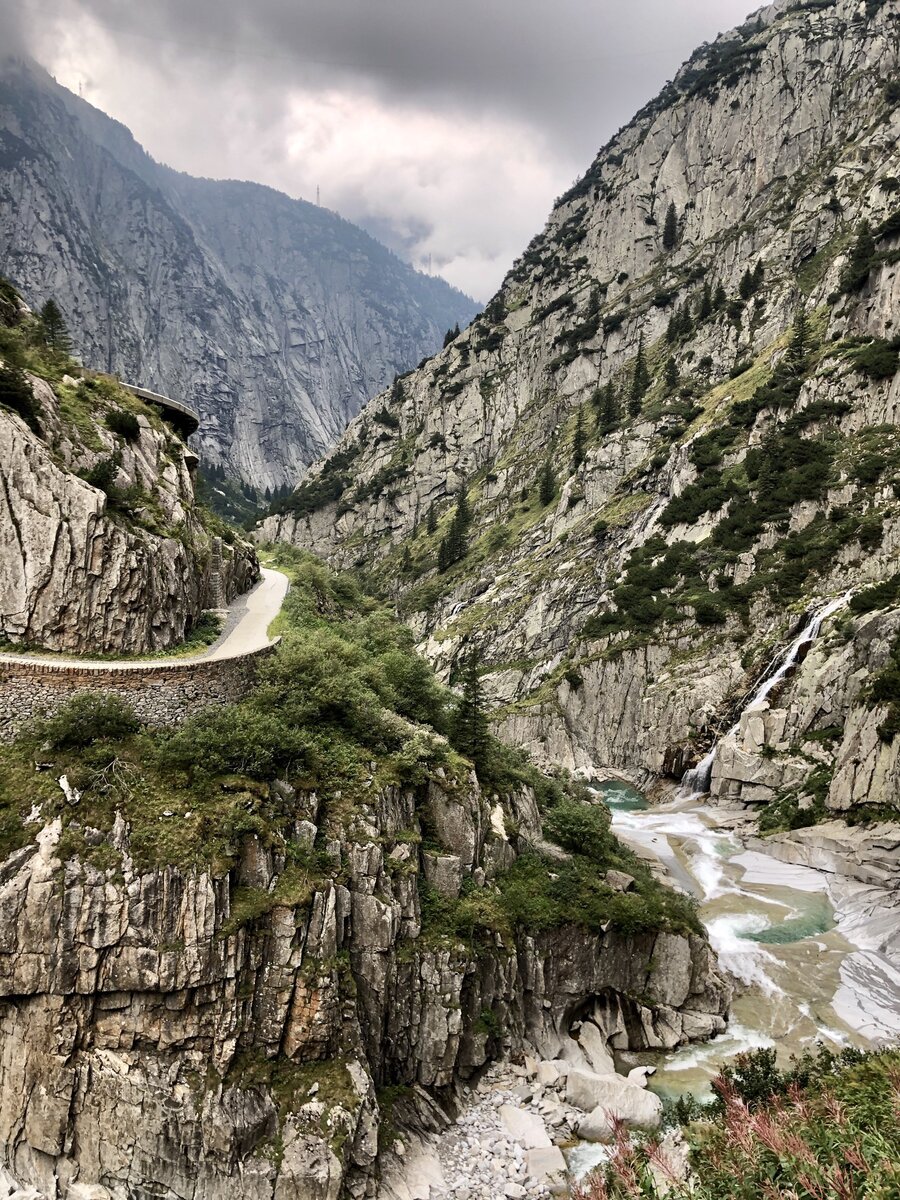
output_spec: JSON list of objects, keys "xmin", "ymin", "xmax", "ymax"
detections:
[{"xmin": 1, "ymin": 0, "xmax": 757, "ymax": 297}]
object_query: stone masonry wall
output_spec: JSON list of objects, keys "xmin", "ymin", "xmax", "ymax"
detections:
[{"xmin": 0, "ymin": 645, "xmax": 277, "ymax": 740}]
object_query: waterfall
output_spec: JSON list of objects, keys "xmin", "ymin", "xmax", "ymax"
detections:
[{"xmin": 679, "ymin": 591, "xmax": 853, "ymax": 797}]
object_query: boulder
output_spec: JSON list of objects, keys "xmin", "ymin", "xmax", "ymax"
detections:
[
  {"xmin": 566, "ymin": 1070, "xmax": 663, "ymax": 1129},
  {"xmin": 605, "ymin": 870, "xmax": 637, "ymax": 892},
  {"xmin": 499, "ymin": 1104, "xmax": 551, "ymax": 1149},
  {"xmin": 536, "ymin": 1061, "xmax": 561, "ymax": 1087},
  {"xmin": 525, "ymin": 1146, "xmax": 567, "ymax": 1188},
  {"xmin": 577, "ymin": 1020, "xmax": 616, "ymax": 1075}
]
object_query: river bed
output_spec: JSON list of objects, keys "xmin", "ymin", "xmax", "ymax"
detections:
[{"xmin": 598, "ymin": 779, "xmax": 900, "ymax": 1099}]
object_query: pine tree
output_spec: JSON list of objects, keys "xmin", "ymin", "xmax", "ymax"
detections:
[
  {"xmin": 451, "ymin": 649, "xmax": 490, "ymax": 772},
  {"xmin": 699, "ymin": 281, "xmax": 713, "ymax": 320},
  {"xmin": 662, "ymin": 201, "xmax": 678, "ymax": 251},
  {"xmin": 538, "ymin": 458, "xmax": 556, "ymax": 506},
  {"xmin": 426, "ymin": 502, "xmax": 438, "ymax": 535},
  {"xmin": 628, "ymin": 335, "xmax": 651, "ymax": 417},
  {"xmin": 39, "ymin": 298, "xmax": 72, "ymax": 355},
  {"xmin": 443, "ymin": 324, "xmax": 460, "ymax": 348},
  {"xmin": 264, "ymin": 485, "xmax": 272, "ymax": 501},
  {"xmin": 714, "ymin": 282, "xmax": 727, "ymax": 310},
  {"xmin": 753, "ymin": 259, "xmax": 765, "ymax": 290},
  {"xmin": 738, "ymin": 268, "xmax": 755, "ymax": 300},
  {"xmin": 390, "ymin": 375, "xmax": 404, "ymax": 404},
  {"xmin": 664, "ymin": 356, "xmax": 679, "ymax": 393},
  {"xmin": 571, "ymin": 408, "xmax": 586, "ymax": 470},
  {"xmin": 599, "ymin": 382, "xmax": 619, "ymax": 433},
  {"xmin": 437, "ymin": 485, "xmax": 472, "ymax": 571},
  {"xmin": 400, "ymin": 545, "xmax": 412, "ymax": 573},
  {"xmin": 840, "ymin": 221, "xmax": 876, "ymax": 293},
  {"xmin": 785, "ymin": 307, "xmax": 811, "ymax": 374}
]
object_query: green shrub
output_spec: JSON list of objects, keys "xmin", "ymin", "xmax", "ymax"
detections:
[
  {"xmin": 38, "ymin": 694, "xmax": 140, "ymax": 750},
  {"xmin": 105, "ymin": 409, "xmax": 141, "ymax": 441},
  {"xmin": 850, "ymin": 337, "xmax": 900, "ymax": 380},
  {"xmin": 0, "ymin": 363, "xmax": 40, "ymax": 432},
  {"xmin": 81, "ymin": 452, "xmax": 122, "ymax": 495}
]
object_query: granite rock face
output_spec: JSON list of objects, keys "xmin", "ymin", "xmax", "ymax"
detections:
[
  {"xmin": 265, "ymin": 0, "xmax": 900, "ymax": 818},
  {"xmin": 0, "ymin": 371, "xmax": 257, "ymax": 654},
  {"xmin": 0, "ymin": 772, "xmax": 729, "ymax": 1199},
  {"xmin": 0, "ymin": 58, "xmax": 478, "ymax": 490}
]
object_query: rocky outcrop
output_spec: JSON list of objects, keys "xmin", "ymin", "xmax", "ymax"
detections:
[
  {"xmin": 0, "ymin": 369, "xmax": 257, "ymax": 654},
  {"xmin": 0, "ymin": 765, "xmax": 729, "ymax": 1199},
  {"xmin": 263, "ymin": 0, "xmax": 900, "ymax": 820},
  {"xmin": 0, "ymin": 58, "xmax": 478, "ymax": 489}
]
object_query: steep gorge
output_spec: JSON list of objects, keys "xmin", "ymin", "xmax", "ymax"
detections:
[{"xmin": 265, "ymin": 0, "xmax": 900, "ymax": 837}]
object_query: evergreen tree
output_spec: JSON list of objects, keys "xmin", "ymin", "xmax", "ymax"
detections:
[
  {"xmin": 443, "ymin": 324, "xmax": 460, "ymax": 348},
  {"xmin": 390, "ymin": 375, "xmax": 404, "ymax": 404},
  {"xmin": 840, "ymin": 221, "xmax": 876, "ymax": 293},
  {"xmin": 628, "ymin": 334, "xmax": 651, "ymax": 417},
  {"xmin": 437, "ymin": 485, "xmax": 472, "ymax": 571},
  {"xmin": 426, "ymin": 502, "xmax": 438, "ymax": 535},
  {"xmin": 714, "ymin": 282, "xmax": 727, "ymax": 310},
  {"xmin": 400, "ymin": 545, "xmax": 412, "ymax": 573},
  {"xmin": 664, "ymin": 355, "xmax": 679, "ymax": 393},
  {"xmin": 451, "ymin": 649, "xmax": 490, "ymax": 772},
  {"xmin": 39, "ymin": 298, "xmax": 72, "ymax": 355},
  {"xmin": 738, "ymin": 267, "xmax": 755, "ymax": 300},
  {"xmin": 571, "ymin": 408, "xmax": 586, "ymax": 470},
  {"xmin": 662, "ymin": 201, "xmax": 679, "ymax": 251},
  {"xmin": 453, "ymin": 652, "xmax": 489, "ymax": 772},
  {"xmin": 699, "ymin": 281, "xmax": 713, "ymax": 320},
  {"xmin": 753, "ymin": 259, "xmax": 765, "ymax": 290},
  {"xmin": 666, "ymin": 311, "xmax": 680, "ymax": 344},
  {"xmin": 785, "ymin": 307, "xmax": 811, "ymax": 374},
  {"xmin": 599, "ymin": 381, "xmax": 619, "ymax": 433},
  {"xmin": 264, "ymin": 485, "xmax": 272, "ymax": 501},
  {"xmin": 538, "ymin": 458, "xmax": 556, "ymax": 506}
]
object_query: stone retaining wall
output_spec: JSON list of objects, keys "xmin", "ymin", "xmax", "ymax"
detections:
[{"xmin": 0, "ymin": 645, "xmax": 277, "ymax": 740}]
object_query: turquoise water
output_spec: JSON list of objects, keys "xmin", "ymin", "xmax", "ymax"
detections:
[
  {"xmin": 741, "ymin": 893, "xmax": 835, "ymax": 944},
  {"xmin": 593, "ymin": 779, "xmax": 649, "ymax": 812}
]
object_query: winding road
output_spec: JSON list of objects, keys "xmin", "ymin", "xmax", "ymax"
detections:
[{"xmin": 0, "ymin": 568, "xmax": 290, "ymax": 670}]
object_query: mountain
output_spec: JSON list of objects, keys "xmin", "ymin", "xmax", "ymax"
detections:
[
  {"xmin": 0, "ymin": 57, "xmax": 478, "ymax": 490},
  {"xmin": 264, "ymin": 0, "xmax": 900, "ymax": 829}
]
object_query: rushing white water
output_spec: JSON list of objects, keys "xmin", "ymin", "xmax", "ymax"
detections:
[
  {"xmin": 679, "ymin": 591, "xmax": 853, "ymax": 796},
  {"xmin": 596, "ymin": 781, "xmax": 900, "ymax": 1097}
]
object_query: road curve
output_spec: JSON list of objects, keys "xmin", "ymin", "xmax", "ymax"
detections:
[{"xmin": 0, "ymin": 568, "xmax": 290, "ymax": 672}]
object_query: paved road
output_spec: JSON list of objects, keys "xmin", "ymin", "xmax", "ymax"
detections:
[
  {"xmin": 0, "ymin": 568, "xmax": 290, "ymax": 671},
  {"xmin": 201, "ymin": 567, "xmax": 289, "ymax": 661}
]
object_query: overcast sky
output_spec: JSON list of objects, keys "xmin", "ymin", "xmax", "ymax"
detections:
[{"xmin": 2, "ymin": 0, "xmax": 755, "ymax": 300}]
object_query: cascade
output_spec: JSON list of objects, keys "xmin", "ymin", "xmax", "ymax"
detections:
[{"xmin": 679, "ymin": 592, "xmax": 853, "ymax": 797}]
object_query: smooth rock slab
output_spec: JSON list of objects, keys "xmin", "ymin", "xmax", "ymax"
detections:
[{"xmin": 566, "ymin": 1070, "xmax": 663, "ymax": 1129}]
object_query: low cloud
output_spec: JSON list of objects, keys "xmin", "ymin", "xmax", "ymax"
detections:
[{"xmin": 1, "ymin": 0, "xmax": 756, "ymax": 298}]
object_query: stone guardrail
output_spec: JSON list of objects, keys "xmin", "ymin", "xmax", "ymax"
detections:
[{"xmin": 0, "ymin": 642, "xmax": 278, "ymax": 741}]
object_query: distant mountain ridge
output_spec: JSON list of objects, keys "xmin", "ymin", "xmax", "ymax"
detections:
[{"xmin": 0, "ymin": 57, "xmax": 478, "ymax": 488}]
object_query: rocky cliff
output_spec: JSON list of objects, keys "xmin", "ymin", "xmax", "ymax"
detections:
[
  {"xmin": 264, "ymin": 0, "xmax": 900, "ymax": 829},
  {"xmin": 0, "ymin": 554, "xmax": 729, "ymax": 1198},
  {"xmin": 0, "ymin": 58, "xmax": 478, "ymax": 490},
  {"xmin": 0, "ymin": 281, "xmax": 257, "ymax": 654}
]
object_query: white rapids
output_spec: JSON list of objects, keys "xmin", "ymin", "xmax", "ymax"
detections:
[{"xmin": 601, "ymin": 781, "xmax": 900, "ymax": 1097}]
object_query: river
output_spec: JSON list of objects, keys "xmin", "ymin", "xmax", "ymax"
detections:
[{"xmin": 598, "ymin": 778, "xmax": 900, "ymax": 1100}]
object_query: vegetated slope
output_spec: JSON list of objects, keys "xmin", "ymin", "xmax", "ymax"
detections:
[
  {"xmin": 0, "ymin": 57, "xmax": 478, "ymax": 490},
  {"xmin": 0, "ymin": 277, "xmax": 256, "ymax": 653},
  {"xmin": 0, "ymin": 548, "xmax": 728, "ymax": 1199},
  {"xmin": 264, "ymin": 0, "xmax": 900, "ymax": 829}
]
